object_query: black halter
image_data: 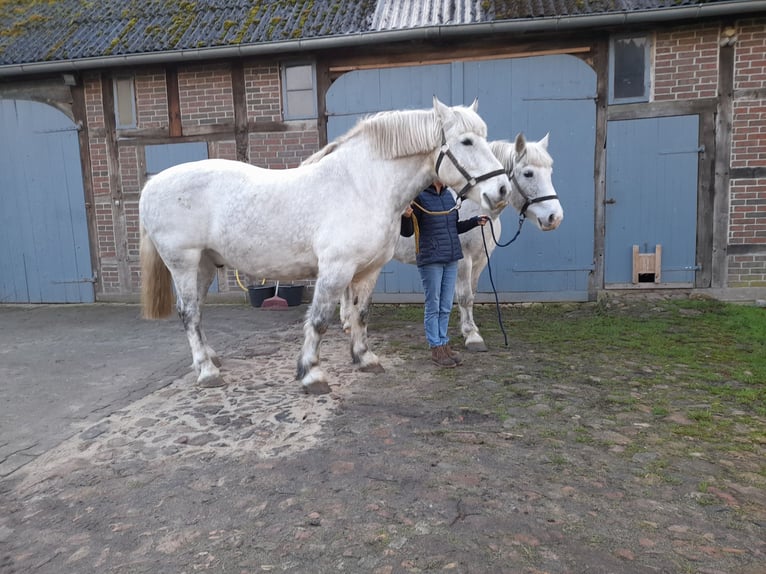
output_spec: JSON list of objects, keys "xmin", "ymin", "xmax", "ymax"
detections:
[
  {"xmin": 483, "ymin": 150, "xmax": 560, "ymax": 249},
  {"xmin": 435, "ymin": 130, "xmax": 507, "ymax": 200},
  {"xmin": 510, "ymin": 149, "xmax": 559, "ymax": 218}
]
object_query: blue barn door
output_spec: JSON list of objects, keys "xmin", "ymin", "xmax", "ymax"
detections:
[
  {"xmin": 0, "ymin": 99, "xmax": 94, "ymax": 303},
  {"xmin": 326, "ymin": 54, "xmax": 596, "ymax": 301},
  {"xmin": 605, "ymin": 116, "xmax": 700, "ymax": 286}
]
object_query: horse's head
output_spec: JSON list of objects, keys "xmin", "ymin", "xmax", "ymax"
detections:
[
  {"xmin": 492, "ymin": 133, "xmax": 563, "ymax": 232},
  {"xmin": 431, "ymin": 96, "xmax": 510, "ymax": 212}
]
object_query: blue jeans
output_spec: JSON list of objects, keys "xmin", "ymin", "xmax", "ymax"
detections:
[{"xmin": 418, "ymin": 261, "xmax": 458, "ymax": 348}]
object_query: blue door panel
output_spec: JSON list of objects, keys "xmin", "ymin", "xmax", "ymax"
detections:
[
  {"xmin": 0, "ymin": 99, "xmax": 93, "ymax": 303},
  {"xmin": 605, "ymin": 116, "xmax": 699, "ymax": 284},
  {"xmin": 146, "ymin": 142, "xmax": 209, "ymax": 175},
  {"xmin": 326, "ymin": 55, "xmax": 597, "ymax": 301}
]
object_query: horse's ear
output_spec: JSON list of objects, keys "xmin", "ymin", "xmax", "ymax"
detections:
[
  {"xmin": 469, "ymin": 98, "xmax": 479, "ymax": 112},
  {"xmin": 433, "ymin": 95, "xmax": 454, "ymax": 125},
  {"xmin": 514, "ymin": 132, "xmax": 527, "ymax": 155},
  {"xmin": 540, "ymin": 132, "xmax": 550, "ymax": 149}
]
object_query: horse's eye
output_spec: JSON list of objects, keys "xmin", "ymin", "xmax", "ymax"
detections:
[
  {"xmin": 523, "ymin": 170, "xmax": 534, "ymax": 178},
  {"xmin": 461, "ymin": 138, "xmax": 473, "ymax": 146}
]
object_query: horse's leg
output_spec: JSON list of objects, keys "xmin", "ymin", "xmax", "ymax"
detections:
[
  {"xmin": 197, "ymin": 255, "xmax": 222, "ymax": 368},
  {"xmin": 456, "ymin": 256, "xmax": 488, "ymax": 352},
  {"xmin": 172, "ymin": 252, "xmax": 225, "ymax": 388},
  {"xmin": 346, "ymin": 270, "xmax": 384, "ymax": 373},
  {"xmin": 339, "ymin": 285, "xmax": 352, "ymax": 334},
  {"xmin": 297, "ymin": 270, "xmax": 355, "ymax": 395}
]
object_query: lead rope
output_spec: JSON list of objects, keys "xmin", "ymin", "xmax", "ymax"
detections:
[
  {"xmin": 477, "ymin": 216, "xmax": 527, "ymax": 347},
  {"xmin": 408, "ymin": 198, "xmax": 462, "ymax": 254}
]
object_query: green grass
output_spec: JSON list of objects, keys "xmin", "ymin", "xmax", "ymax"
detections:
[
  {"xmin": 370, "ymin": 298, "xmax": 765, "ymax": 468},
  {"xmin": 375, "ymin": 299, "xmax": 766, "ymax": 415}
]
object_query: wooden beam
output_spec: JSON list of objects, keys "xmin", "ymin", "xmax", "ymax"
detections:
[
  {"xmin": 70, "ymin": 80, "xmax": 100, "ymax": 296},
  {"xmin": 101, "ymin": 75, "xmax": 132, "ymax": 294},
  {"xmin": 607, "ymin": 98, "xmax": 716, "ymax": 121},
  {"xmin": 696, "ymin": 110, "xmax": 717, "ymax": 288},
  {"xmin": 712, "ymin": 39, "xmax": 735, "ymax": 289},
  {"xmin": 166, "ymin": 66, "xmax": 182, "ymax": 137},
  {"xmin": 728, "ymin": 244, "xmax": 766, "ymax": 255},
  {"xmin": 329, "ymin": 46, "xmax": 591, "ymax": 74},
  {"xmin": 591, "ymin": 39, "xmax": 609, "ymax": 300},
  {"xmin": 730, "ymin": 167, "xmax": 766, "ymax": 179},
  {"xmin": 231, "ymin": 61, "xmax": 249, "ymax": 162}
]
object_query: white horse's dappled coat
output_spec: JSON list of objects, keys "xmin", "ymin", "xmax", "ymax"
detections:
[
  {"xmin": 139, "ymin": 97, "xmax": 510, "ymax": 393},
  {"xmin": 340, "ymin": 133, "xmax": 562, "ymax": 352}
]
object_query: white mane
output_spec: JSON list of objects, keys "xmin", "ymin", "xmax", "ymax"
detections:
[{"xmin": 304, "ymin": 105, "xmax": 488, "ymax": 164}]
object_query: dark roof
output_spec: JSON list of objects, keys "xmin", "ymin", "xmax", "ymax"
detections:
[{"xmin": 0, "ymin": 0, "xmax": 762, "ymax": 70}]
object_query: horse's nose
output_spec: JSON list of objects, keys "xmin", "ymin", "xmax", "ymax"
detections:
[
  {"xmin": 499, "ymin": 184, "xmax": 508, "ymax": 198},
  {"xmin": 539, "ymin": 211, "xmax": 563, "ymax": 231}
]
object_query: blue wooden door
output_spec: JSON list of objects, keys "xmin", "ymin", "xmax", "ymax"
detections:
[
  {"xmin": 326, "ymin": 54, "xmax": 596, "ymax": 301},
  {"xmin": 605, "ymin": 116, "xmax": 699, "ymax": 285},
  {"xmin": 0, "ymin": 99, "xmax": 94, "ymax": 303}
]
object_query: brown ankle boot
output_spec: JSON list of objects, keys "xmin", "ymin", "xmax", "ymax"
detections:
[
  {"xmin": 431, "ymin": 345, "xmax": 456, "ymax": 368},
  {"xmin": 444, "ymin": 343, "xmax": 463, "ymax": 366}
]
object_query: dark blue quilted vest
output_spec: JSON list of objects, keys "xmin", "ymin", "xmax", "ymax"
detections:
[{"xmin": 412, "ymin": 186, "xmax": 464, "ymax": 266}]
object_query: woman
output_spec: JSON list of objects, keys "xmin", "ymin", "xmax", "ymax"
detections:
[{"xmin": 401, "ymin": 180, "xmax": 489, "ymax": 367}]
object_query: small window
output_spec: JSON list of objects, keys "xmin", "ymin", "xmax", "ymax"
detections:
[
  {"xmin": 282, "ymin": 62, "xmax": 317, "ymax": 120},
  {"xmin": 609, "ymin": 35, "xmax": 651, "ymax": 104},
  {"xmin": 114, "ymin": 76, "xmax": 137, "ymax": 128}
]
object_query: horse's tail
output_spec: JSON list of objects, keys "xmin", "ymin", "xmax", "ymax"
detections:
[{"xmin": 140, "ymin": 226, "xmax": 174, "ymax": 319}]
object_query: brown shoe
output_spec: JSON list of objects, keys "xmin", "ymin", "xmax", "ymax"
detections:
[
  {"xmin": 444, "ymin": 343, "xmax": 463, "ymax": 366},
  {"xmin": 431, "ymin": 345, "xmax": 456, "ymax": 368}
]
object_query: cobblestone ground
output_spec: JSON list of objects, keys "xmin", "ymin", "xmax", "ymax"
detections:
[{"xmin": 0, "ymin": 303, "xmax": 763, "ymax": 574}]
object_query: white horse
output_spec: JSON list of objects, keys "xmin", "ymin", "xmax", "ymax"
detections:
[
  {"xmin": 139, "ymin": 97, "xmax": 510, "ymax": 394},
  {"xmin": 340, "ymin": 133, "xmax": 562, "ymax": 351}
]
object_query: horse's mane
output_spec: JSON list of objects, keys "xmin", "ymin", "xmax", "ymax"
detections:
[
  {"xmin": 302, "ymin": 105, "xmax": 488, "ymax": 165},
  {"xmin": 490, "ymin": 138, "xmax": 553, "ymax": 172}
]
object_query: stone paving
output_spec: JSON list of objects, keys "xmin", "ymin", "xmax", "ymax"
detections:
[{"xmin": 11, "ymin": 328, "xmax": 371, "ymax": 498}]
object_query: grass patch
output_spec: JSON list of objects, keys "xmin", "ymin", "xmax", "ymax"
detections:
[
  {"xmin": 370, "ymin": 298, "xmax": 765, "ymax": 463},
  {"xmin": 460, "ymin": 299, "xmax": 764, "ymax": 415}
]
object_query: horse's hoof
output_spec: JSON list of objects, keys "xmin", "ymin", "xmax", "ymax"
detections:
[
  {"xmin": 465, "ymin": 341, "xmax": 488, "ymax": 352},
  {"xmin": 198, "ymin": 374, "xmax": 226, "ymax": 388},
  {"xmin": 303, "ymin": 380, "xmax": 331, "ymax": 395},
  {"xmin": 360, "ymin": 363, "xmax": 385, "ymax": 374}
]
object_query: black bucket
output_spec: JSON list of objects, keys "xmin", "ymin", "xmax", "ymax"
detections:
[
  {"xmin": 277, "ymin": 284, "xmax": 304, "ymax": 306},
  {"xmin": 247, "ymin": 285, "xmax": 276, "ymax": 307}
]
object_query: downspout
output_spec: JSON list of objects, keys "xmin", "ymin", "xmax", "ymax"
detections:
[{"xmin": 1, "ymin": 1, "xmax": 765, "ymax": 77}]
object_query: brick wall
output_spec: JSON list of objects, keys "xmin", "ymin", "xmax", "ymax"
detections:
[
  {"xmin": 654, "ymin": 25, "xmax": 719, "ymax": 101},
  {"xmin": 135, "ymin": 71, "xmax": 168, "ymax": 129},
  {"xmin": 729, "ymin": 19, "xmax": 766, "ymax": 287},
  {"xmin": 249, "ymin": 130, "xmax": 319, "ymax": 169},
  {"xmin": 732, "ymin": 20, "xmax": 766, "ymax": 168},
  {"xmin": 84, "ymin": 74, "xmax": 118, "ymax": 292},
  {"xmin": 654, "ymin": 20, "xmax": 766, "ymax": 289},
  {"xmin": 179, "ymin": 64, "xmax": 235, "ymax": 126},
  {"xmin": 245, "ymin": 63, "xmax": 281, "ymax": 122}
]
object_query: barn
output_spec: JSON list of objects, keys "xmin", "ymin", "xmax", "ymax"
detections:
[{"xmin": 1, "ymin": 0, "xmax": 765, "ymax": 303}]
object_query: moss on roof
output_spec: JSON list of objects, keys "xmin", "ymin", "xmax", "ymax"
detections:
[{"xmin": 0, "ymin": 0, "xmax": 754, "ymax": 68}]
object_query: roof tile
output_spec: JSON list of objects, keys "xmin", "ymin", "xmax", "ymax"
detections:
[{"xmin": 0, "ymin": 0, "xmax": 754, "ymax": 67}]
